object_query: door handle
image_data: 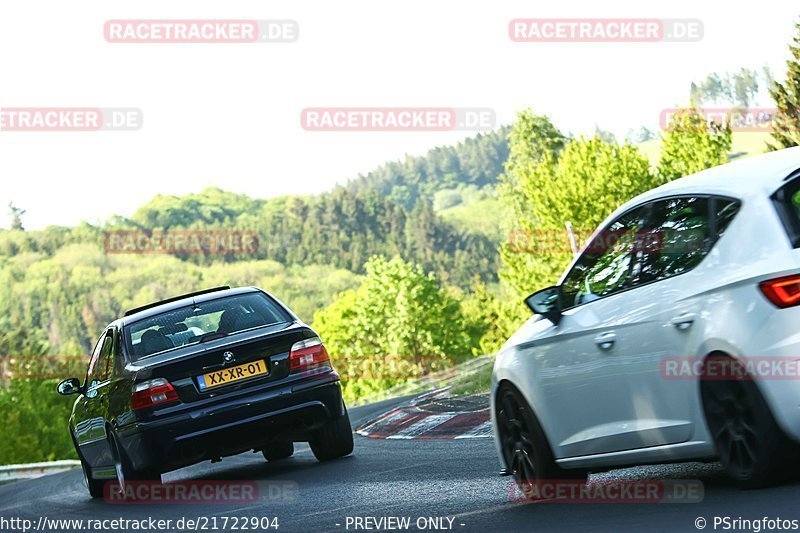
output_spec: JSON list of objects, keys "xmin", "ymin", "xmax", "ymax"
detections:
[
  {"xmin": 594, "ymin": 332, "xmax": 617, "ymax": 350},
  {"xmin": 670, "ymin": 313, "xmax": 697, "ymax": 331}
]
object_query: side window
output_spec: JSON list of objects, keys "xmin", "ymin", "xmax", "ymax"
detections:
[
  {"xmin": 637, "ymin": 197, "xmax": 710, "ymax": 283},
  {"xmin": 561, "ymin": 206, "xmax": 647, "ymax": 308},
  {"xmin": 86, "ymin": 331, "xmax": 113, "ymax": 387},
  {"xmin": 714, "ymin": 197, "xmax": 741, "ymax": 239},
  {"xmin": 636, "ymin": 196, "xmax": 739, "ymax": 284},
  {"xmin": 639, "ymin": 196, "xmax": 739, "ymax": 283},
  {"xmin": 771, "ymin": 175, "xmax": 800, "ymax": 247},
  {"xmin": 106, "ymin": 329, "xmax": 119, "ymax": 377},
  {"xmin": 85, "ymin": 334, "xmax": 105, "ymax": 387},
  {"xmin": 113, "ymin": 329, "xmax": 127, "ymax": 375}
]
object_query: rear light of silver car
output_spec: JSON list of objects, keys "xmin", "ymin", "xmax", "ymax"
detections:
[
  {"xmin": 759, "ymin": 274, "xmax": 800, "ymax": 308},
  {"xmin": 289, "ymin": 337, "xmax": 332, "ymax": 373},
  {"xmin": 131, "ymin": 378, "xmax": 179, "ymax": 410}
]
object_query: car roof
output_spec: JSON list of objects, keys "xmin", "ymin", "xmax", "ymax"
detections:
[
  {"xmin": 611, "ymin": 146, "xmax": 800, "ymax": 217},
  {"xmin": 120, "ymin": 286, "xmax": 262, "ymax": 326}
]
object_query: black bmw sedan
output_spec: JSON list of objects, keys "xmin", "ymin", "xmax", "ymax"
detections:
[{"xmin": 57, "ymin": 286, "xmax": 353, "ymax": 498}]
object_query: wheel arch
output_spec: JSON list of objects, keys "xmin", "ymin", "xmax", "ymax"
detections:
[{"xmin": 494, "ymin": 379, "xmax": 560, "ymax": 462}]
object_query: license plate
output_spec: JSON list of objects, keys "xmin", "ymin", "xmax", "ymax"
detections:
[{"xmin": 197, "ymin": 359, "xmax": 268, "ymax": 391}]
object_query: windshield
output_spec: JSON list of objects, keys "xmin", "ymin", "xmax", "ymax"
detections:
[{"xmin": 124, "ymin": 292, "xmax": 291, "ymax": 361}]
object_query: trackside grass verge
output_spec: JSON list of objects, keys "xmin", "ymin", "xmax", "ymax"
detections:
[{"xmin": 350, "ymin": 354, "xmax": 495, "ymax": 406}]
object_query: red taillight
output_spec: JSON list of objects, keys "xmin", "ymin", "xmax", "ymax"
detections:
[
  {"xmin": 131, "ymin": 378, "xmax": 179, "ymax": 411},
  {"xmin": 760, "ymin": 275, "xmax": 800, "ymax": 308},
  {"xmin": 289, "ymin": 337, "xmax": 331, "ymax": 373}
]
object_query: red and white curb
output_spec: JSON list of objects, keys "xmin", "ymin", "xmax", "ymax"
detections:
[{"xmin": 356, "ymin": 389, "xmax": 491, "ymax": 440}]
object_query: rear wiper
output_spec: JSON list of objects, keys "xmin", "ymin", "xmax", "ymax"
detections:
[{"xmin": 198, "ymin": 332, "xmax": 228, "ymax": 343}]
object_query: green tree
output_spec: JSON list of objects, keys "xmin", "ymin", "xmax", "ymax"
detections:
[
  {"xmin": 115, "ymin": 183, "xmax": 497, "ymax": 289},
  {"xmin": 732, "ymin": 67, "xmax": 759, "ymax": 109},
  {"xmin": 626, "ymin": 126, "xmax": 656, "ymax": 144},
  {"xmin": 594, "ymin": 125, "xmax": 617, "ymax": 144},
  {"xmin": 8, "ymin": 202, "xmax": 25, "ymax": 231},
  {"xmin": 500, "ymin": 110, "xmax": 566, "ymax": 214},
  {"xmin": 690, "ymin": 73, "xmax": 729, "ymax": 105},
  {"xmin": 690, "ymin": 68, "xmax": 760, "ymax": 108},
  {"xmin": 460, "ymin": 281, "xmax": 524, "ymax": 355},
  {"xmin": 313, "ymin": 256, "xmax": 476, "ymax": 402},
  {"xmin": 348, "ymin": 127, "xmax": 510, "ymax": 209},
  {"xmin": 500, "ymin": 131, "xmax": 654, "ymax": 297},
  {"xmin": 763, "ymin": 65, "xmax": 775, "ymax": 89},
  {"xmin": 0, "ymin": 379, "xmax": 78, "ymax": 464},
  {"xmin": 769, "ymin": 21, "xmax": 800, "ymax": 150},
  {"xmin": 657, "ymin": 105, "xmax": 732, "ymax": 182}
]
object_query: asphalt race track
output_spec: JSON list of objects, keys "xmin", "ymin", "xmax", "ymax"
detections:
[{"xmin": 2, "ymin": 395, "xmax": 800, "ymax": 533}]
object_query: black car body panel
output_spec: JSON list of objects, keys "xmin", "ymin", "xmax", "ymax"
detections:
[
  {"xmin": 117, "ymin": 376, "xmax": 343, "ymax": 473},
  {"xmin": 125, "ymin": 321, "xmax": 313, "ymax": 407},
  {"xmin": 64, "ymin": 286, "xmax": 349, "ymax": 479}
]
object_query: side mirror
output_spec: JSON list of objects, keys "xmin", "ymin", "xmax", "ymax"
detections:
[
  {"xmin": 525, "ymin": 286, "xmax": 563, "ymax": 325},
  {"xmin": 57, "ymin": 377, "xmax": 82, "ymax": 396}
]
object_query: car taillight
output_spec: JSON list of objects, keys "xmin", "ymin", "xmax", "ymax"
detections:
[
  {"xmin": 760, "ymin": 274, "xmax": 800, "ymax": 308},
  {"xmin": 289, "ymin": 337, "xmax": 331, "ymax": 373},
  {"xmin": 131, "ymin": 378, "xmax": 179, "ymax": 411}
]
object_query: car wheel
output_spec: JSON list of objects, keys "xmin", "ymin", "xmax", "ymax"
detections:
[
  {"xmin": 262, "ymin": 441, "xmax": 294, "ymax": 461},
  {"xmin": 309, "ymin": 410, "xmax": 354, "ymax": 461},
  {"xmin": 109, "ymin": 431, "xmax": 160, "ymax": 491},
  {"xmin": 701, "ymin": 358, "xmax": 796, "ymax": 488},
  {"xmin": 72, "ymin": 436, "xmax": 105, "ymax": 499},
  {"xmin": 496, "ymin": 384, "xmax": 586, "ymax": 499}
]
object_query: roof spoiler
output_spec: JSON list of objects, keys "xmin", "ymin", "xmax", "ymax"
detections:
[{"xmin": 124, "ymin": 286, "xmax": 231, "ymax": 317}]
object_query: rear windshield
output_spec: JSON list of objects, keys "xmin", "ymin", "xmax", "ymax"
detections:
[{"xmin": 125, "ymin": 292, "xmax": 291, "ymax": 361}]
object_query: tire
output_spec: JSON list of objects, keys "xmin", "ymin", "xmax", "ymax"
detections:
[
  {"xmin": 701, "ymin": 356, "xmax": 797, "ymax": 489},
  {"xmin": 73, "ymin": 437, "xmax": 105, "ymax": 499},
  {"xmin": 309, "ymin": 410, "xmax": 354, "ymax": 462},
  {"xmin": 262, "ymin": 441, "xmax": 294, "ymax": 461},
  {"xmin": 109, "ymin": 431, "xmax": 160, "ymax": 491},
  {"xmin": 496, "ymin": 384, "xmax": 586, "ymax": 500}
]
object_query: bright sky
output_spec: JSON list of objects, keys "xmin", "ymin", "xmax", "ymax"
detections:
[{"xmin": 1, "ymin": 0, "xmax": 798, "ymax": 229}]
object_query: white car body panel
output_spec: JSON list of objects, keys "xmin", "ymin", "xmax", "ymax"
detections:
[{"xmin": 492, "ymin": 146, "xmax": 800, "ymax": 471}]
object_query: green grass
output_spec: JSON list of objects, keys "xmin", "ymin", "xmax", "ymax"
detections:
[
  {"xmin": 439, "ymin": 196, "xmax": 505, "ymax": 242},
  {"xmin": 436, "ymin": 186, "xmax": 507, "ymax": 242},
  {"xmin": 349, "ymin": 355, "xmax": 495, "ymax": 405},
  {"xmin": 448, "ymin": 360, "xmax": 493, "ymax": 395}
]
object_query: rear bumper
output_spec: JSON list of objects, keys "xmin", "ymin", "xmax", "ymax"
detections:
[{"xmin": 116, "ymin": 376, "xmax": 345, "ymax": 472}]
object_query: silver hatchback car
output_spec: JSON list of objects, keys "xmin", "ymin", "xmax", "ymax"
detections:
[{"xmin": 492, "ymin": 146, "xmax": 800, "ymax": 490}]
